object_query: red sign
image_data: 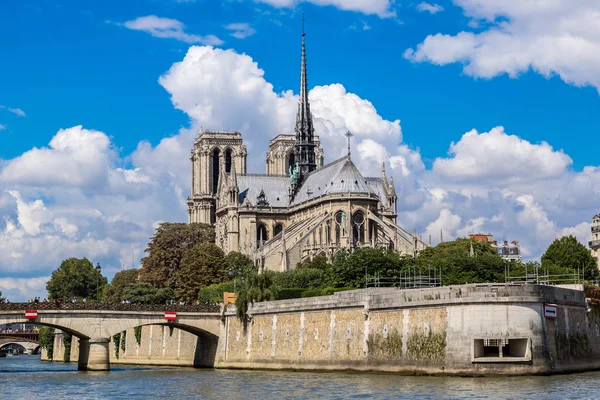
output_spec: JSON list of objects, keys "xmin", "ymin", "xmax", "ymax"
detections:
[
  {"xmin": 25, "ymin": 310, "xmax": 38, "ymax": 319},
  {"xmin": 164, "ymin": 312, "xmax": 177, "ymax": 321},
  {"xmin": 544, "ymin": 304, "xmax": 557, "ymax": 319}
]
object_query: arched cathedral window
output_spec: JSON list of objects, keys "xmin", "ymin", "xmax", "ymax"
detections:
[
  {"xmin": 334, "ymin": 211, "xmax": 346, "ymax": 245},
  {"xmin": 352, "ymin": 211, "xmax": 365, "ymax": 246},
  {"xmin": 257, "ymin": 224, "xmax": 268, "ymax": 248},
  {"xmin": 225, "ymin": 149, "xmax": 232, "ymax": 173},
  {"xmin": 211, "ymin": 149, "xmax": 220, "ymax": 195},
  {"xmin": 274, "ymin": 223, "xmax": 283, "ymax": 237}
]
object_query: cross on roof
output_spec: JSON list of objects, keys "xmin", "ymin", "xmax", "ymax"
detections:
[{"xmin": 345, "ymin": 131, "xmax": 353, "ymax": 159}]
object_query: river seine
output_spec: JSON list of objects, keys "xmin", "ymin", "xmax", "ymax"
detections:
[{"xmin": 1, "ymin": 355, "xmax": 599, "ymax": 399}]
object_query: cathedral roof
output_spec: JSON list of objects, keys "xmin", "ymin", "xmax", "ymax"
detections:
[
  {"xmin": 237, "ymin": 174, "xmax": 290, "ymax": 207},
  {"xmin": 290, "ymin": 156, "xmax": 376, "ymax": 206}
]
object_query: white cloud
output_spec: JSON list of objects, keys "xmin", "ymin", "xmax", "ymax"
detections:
[
  {"xmin": 405, "ymin": 0, "xmax": 600, "ymax": 91},
  {"xmin": 0, "ymin": 277, "xmax": 49, "ymax": 302},
  {"xmin": 0, "ymin": 124, "xmax": 6, "ymax": 130},
  {"xmin": 121, "ymin": 15, "xmax": 223, "ymax": 45},
  {"xmin": 255, "ymin": 0, "xmax": 396, "ymax": 18},
  {"xmin": 0, "ymin": 105, "xmax": 26, "ymax": 117},
  {"xmin": 416, "ymin": 2, "xmax": 444, "ymax": 14},
  {"xmin": 225, "ymin": 23, "xmax": 257, "ymax": 39},
  {"xmin": 432, "ymin": 126, "xmax": 572, "ymax": 184}
]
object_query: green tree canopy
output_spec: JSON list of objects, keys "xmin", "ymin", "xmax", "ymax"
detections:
[
  {"xmin": 235, "ymin": 267, "xmax": 278, "ymax": 323},
  {"xmin": 224, "ymin": 251, "xmax": 254, "ymax": 275},
  {"xmin": 541, "ymin": 235, "xmax": 597, "ymax": 279},
  {"xmin": 103, "ymin": 269, "xmax": 139, "ymax": 303},
  {"xmin": 122, "ymin": 283, "xmax": 174, "ymax": 304},
  {"xmin": 46, "ymin": 258, "xmax": 107, "ymax": 300},
  {"xmin": 175, "ymin": 243, "xmax": 227, "ymax": 302},
  {"xmin": 0, "ymin": 290, "xmax": 5, "ymax": 302},
  {"xmin": 139, "ymin": 222, "xmax": 215, "ymax": 288}
]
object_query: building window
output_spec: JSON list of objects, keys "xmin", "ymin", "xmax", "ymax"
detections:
[
  {"xmin": 335, "ymin": 211, "xmax": 346, "ymax": 244},
  {"xmin": 352, "ymin": 211, "xmax": 365, "ymax": 245},
  {"xmin": 257, "ymin": 224, "xmax": 268, "ymax": 248},
  {"xmin": 274, "ymin": 223, "xmax": 283, "ymax": 237},
  {"xmin": 211, "ymin": 149, "xmax": 220, "ymax": 195},
  {"xmin": 225, "ymin": 149, "xmax": 232, "ymax": 173}
]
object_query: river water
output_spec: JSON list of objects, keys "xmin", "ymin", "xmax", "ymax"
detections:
[{"xmin": 1, "ymin": 355, "xmax": 599, "ymax": 399}]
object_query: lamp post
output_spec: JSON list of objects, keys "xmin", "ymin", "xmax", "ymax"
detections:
[
  {"xmin": 95, "ymin": 263, "xmax": 101, "ymax": 301},
  {"xmin": 228, "ymin": 268, "xmax": 243, "ymax": 293}
]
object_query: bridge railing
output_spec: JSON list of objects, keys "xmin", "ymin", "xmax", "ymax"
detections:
[{"xmin": 0, "ymin": 302, "xmax": 220, "ymax": 313}]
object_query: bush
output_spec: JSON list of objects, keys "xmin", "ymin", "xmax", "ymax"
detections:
[
  {"xmin": 301, "ymin": 289, "xmax": 323, "ymax": 298},
  {"xmin": 321, "ymin": 287, "xmax": 353, "ymax": 295},
  {"xmin": 276, "ymin": 288, "xmax": 306, "ymax": 300},
  {"xmin": 272, "ymin": 268, "xmax": 324, "ymax": 289},
  {"xmin": 197, "ymin": 281, "xmax": 234, "ymax": 304}
]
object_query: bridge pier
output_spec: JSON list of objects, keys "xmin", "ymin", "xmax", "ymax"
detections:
[{"xmin": 78, "ymin": 338, "xmax": 110, "ymax": 371}]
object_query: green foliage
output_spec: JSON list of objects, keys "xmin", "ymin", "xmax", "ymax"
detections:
[
  {"xmin": 39, "ymin": 326, "xmax": 55, "ymax": 360},
  {"xmin": 103, "ymin": 269, "xmax": 139, "ymax": 303},
  {"xmin": 63, "ymin": 332, "xmax": 72, "ymax": 362},
  {"xmin": 122, "ymin": 283, "xmax": 174, "ymax": 304},
  {"xmin": 542, "ymin": 235, "xmax": 597, "ymax": 279},
  {"xmin": 321, "ymin": 287, "xmax": 353, "ymax": 295},
  {"xmin": 113, "ymin": 333, "xmax": 121, "ymax": 359},
  {"xmin": 235, "ymin": 268, "xmax": 278, "ymax": 323},
  {"xmin": 46, "ymin": 257, "xmax": 107, "ymax": 300},
  {"xmin": 300, "ymin": 289, "xmax": 322, "ymax": 298},
  {"xmin": 406, "ymin": 330, "xmax": 447, "ymax": 362},
  {"xmin": 139, "ymin": 222, "xmax": 215, "ymax": 289},
  {"xmin": 272, "ymin": 268, "xmax": 325, "ymax": 289},
  {"xmin": 197, "ymin": 281, "xmax": 234, "ymax": 304},
  {"xmin": 175, "ymin": 243, "xmax": 227, "ymax": 302},
  {"xmin": 296, "ymin": 255, "xmax": 330, "ymax": 270},
  {"xmin": 0, "ymin": 290, "xmax": 4, "ymax": 302},
  {"xmin": 275, "ymin": 288, "xmax": 306, "ymax": 300},
  {"xmin": 224, "ymin": 252, "xmax": 254, "ymax": 274},
  {"xmin": 134, "ymin": 326, "xmax": 142, "ymax": 346},
  {"xmin": 367, "ymin": 328, "xmax": 402, "ymax": 359},
  {"xmin": 120, "ymin": 330, "xmax": 127, "ymax": 352}
]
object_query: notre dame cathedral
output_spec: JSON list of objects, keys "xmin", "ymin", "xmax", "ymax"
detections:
[{"xmin": 187, "ymin": 29, "xmax": 427, "ymax": 271}]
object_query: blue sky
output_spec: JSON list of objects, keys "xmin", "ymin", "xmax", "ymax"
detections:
[{"xmin": 1, "ymin": 0, "xmax": 599, "ymax": 300}]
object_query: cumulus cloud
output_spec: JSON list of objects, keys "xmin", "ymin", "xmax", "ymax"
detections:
[
  {"xmin": 225, "ymin": 23, "xmax": 257, "ymax": 39},
  {"xmin": 254, "ymin": 0, "xmax": 396, "ymax": 18},
  {"xmin": 121, "ymin": 16, "xmax": 223, "ymax": 45},
  {"xmin": 416, "ymin": 2, "xmax": 444, "ymax": 14},
  {"xmin": 432, "ymin": 126, "xmax": 572, "ymax": 184},
  {"xmin": 405, "ymin": 0, "xmax": 600, "ymax": 91}
]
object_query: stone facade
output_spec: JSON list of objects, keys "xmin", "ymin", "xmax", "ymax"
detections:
[{"xmin": 186, "ymin": 31, "xmax": 427, "ymax": 271}]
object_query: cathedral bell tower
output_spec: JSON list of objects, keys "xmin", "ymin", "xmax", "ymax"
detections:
[{"xmin": 290, "ymin": 19, "xmax": 316, "ymax": 198}]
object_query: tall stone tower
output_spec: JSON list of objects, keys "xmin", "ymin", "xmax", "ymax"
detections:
[
  {"xmin": 187, "ymin": 130, "xmax": 247, "ymax": 224},
  {"xmin": 265, "ymin": 134, "xmax": 324, "ymax": 176}
]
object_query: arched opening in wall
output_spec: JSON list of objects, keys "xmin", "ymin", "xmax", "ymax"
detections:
[
  {"xmin": 273, "ymin": 223, "xmax": 283, "ymax": 237},
  {"xmin": 325, "ymin": 221, "xmax": 331, "ymax": 244},
  {"xmin": 0, "ymin": 342, "xmax": 27, "ymax": 355},
  {"xmin": 211, "ymin": 149, "xmax": 220, "ymax": 195},
  {"xmin": 287, "ymin": 152, "xmax": 296, "ymax": 175},
  {"xmin": 352, "ymin": 211, "xmax": 365, "ymax": 246},
  {"xmin": 110, "ymin": 322, "xmax": 220, "ymax": 368},
  {"xmin": 334, "ymin": 211, "xmax": 346, "ymax": 245},
  {"xmin": 256, "ymin": 224, "xmax": 268, "ymax": 248},
  {"xmin": 224, "ymin": 149, "xmax": 232, "ymax": 173}
]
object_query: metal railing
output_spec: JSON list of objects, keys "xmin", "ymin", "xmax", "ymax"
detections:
[
  {"xmin": 504, "ymin": 263, "xmax": 585, "ymax": 286},
  {"xmin": 0, "ymin": 302, "xmax": 220, "ymax": 313}
]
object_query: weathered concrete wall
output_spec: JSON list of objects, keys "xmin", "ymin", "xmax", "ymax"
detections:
[{"xmin": 216, "ymin": 284, "xmax": 600, "ymax": 375}]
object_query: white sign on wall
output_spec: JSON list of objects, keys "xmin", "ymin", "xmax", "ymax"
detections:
[{"xmin": 544, "ymin": 304, "xmax": 558, "ymax": 319}]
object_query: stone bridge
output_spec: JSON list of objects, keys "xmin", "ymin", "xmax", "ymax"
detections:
[{"xmin": 0, "ymin": 303, "xmax": 221, "ymax": 371}]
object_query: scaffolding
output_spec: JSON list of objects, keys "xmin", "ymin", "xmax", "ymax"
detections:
[
  {"xmin": 366, "ymin": 266, "xmax": 442, "ymax": 289},
  {"xmin": 504, "ymin": 263, "xmax": 585, "ymax": 286}
]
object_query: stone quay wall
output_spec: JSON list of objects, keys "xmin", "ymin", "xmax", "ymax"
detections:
[
  {"xmin": 44, "ymin": 325, "xmax": 203, "ymax": 367},
  {"xmin": 216, "ymin": 284, "xmax": 600, "ymax": 375}
]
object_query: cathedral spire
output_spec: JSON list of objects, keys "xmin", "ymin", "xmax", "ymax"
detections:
[{"xmin": 292, "ymin": 14, "xmax": 316, "ymax": 193}]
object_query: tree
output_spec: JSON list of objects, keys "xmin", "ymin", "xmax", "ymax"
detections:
[
  {"xmin": 235, "ymin": 267, "xmax": 278, "ymax": 323},
  {"xmin": 175, "ymin": 243, "xmax": 226, "ymax": 302},
  {"xmin": 103, "ymin": 269, "xmax": 139, "ymax": 303},
  {"xmin": 46, "ymin": 258, "xmax": 107, "ymax": 300},
  {"xmin": 39, "ymin": 326, "xmax": 55, "ymax": 360},
  {"xmin": 224, "ymin": 251, "xmax": 254, "ymax": 275},
  {"xmin": 122, "ymin": 283, "xmax": 174, "ymax": 304},
  {"xmin": 541, "ymin": 235, "xmax": 596, "ymax": 279},
  {"xmin": 0, "ymin": 290, "xmax": 4, "ymax": 303},
  {"xmin": 139, "ymin": 223, "xmax": 215, "ymax": 288},
  {"xmin": 296, "ymin": 255, "xmax": 330, "ymax": 270}
]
